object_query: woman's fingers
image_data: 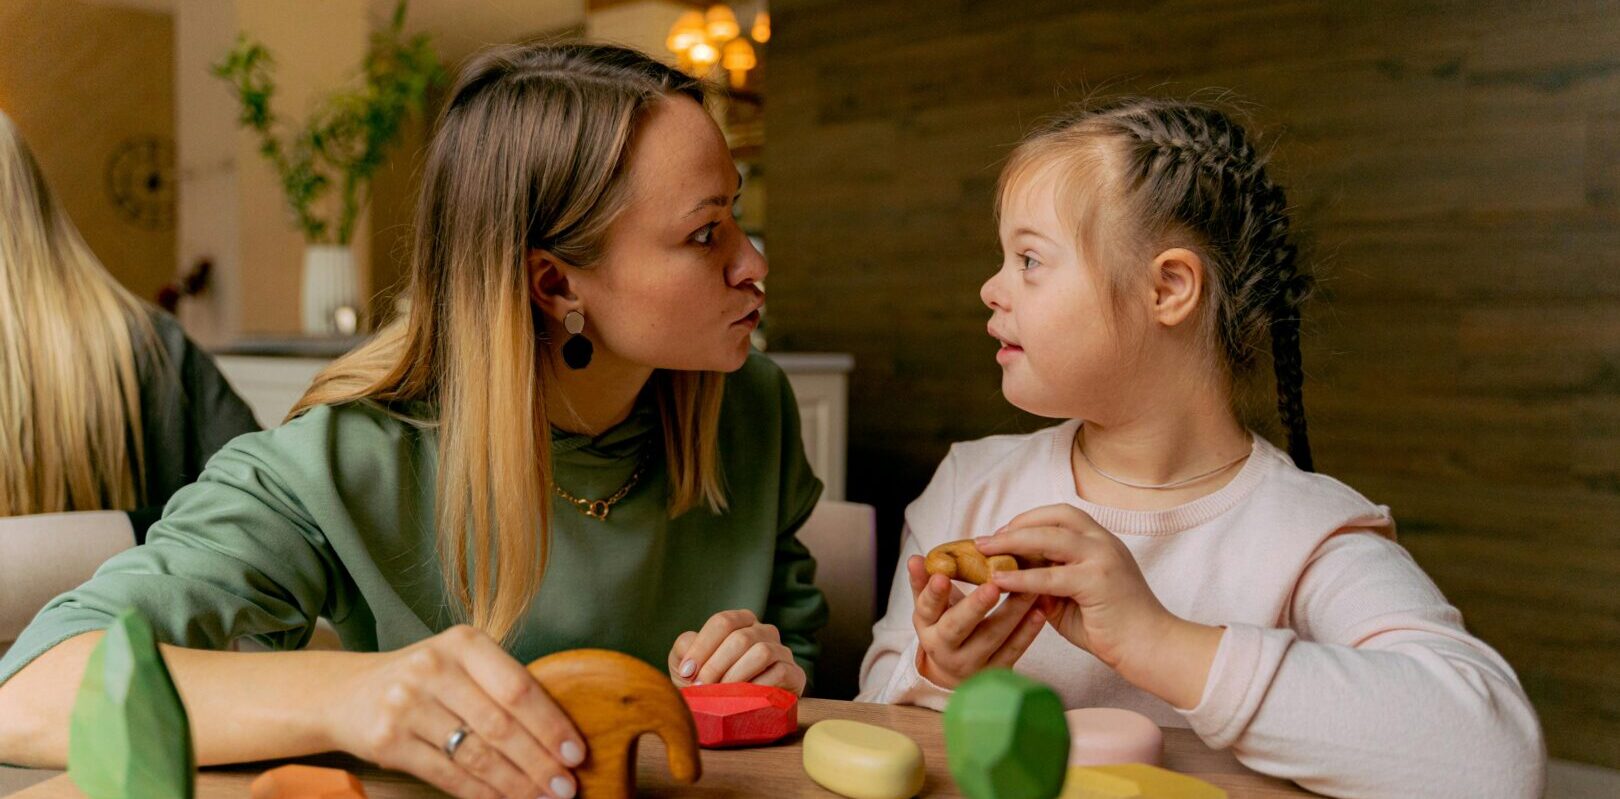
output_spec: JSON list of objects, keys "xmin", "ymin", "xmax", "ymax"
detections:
[
  {"xmin": 749, "ymin": 660, "xmax": 801, "ymax": 693},
  {"xmin": 437, "ymin": 727, "xmax": 543, "ymax": 799},
  {"xmin": 677, "ymin": 610, "xmax": 758, "ymax": 682},
  {"xmin": 906, "ymin": 554, "xmax": 930, "ymax": 596},
  {"xmin": 385, "ymin": 738, "xmax": 502, "ymax": 799},
  {"xmin": 719, "ymin": 640, "xmax": 791, "ymax": 685},
  {"xmin": 455, "ymin": 628, "xmax": 587, "ymax": 770},
  {"xmin": 696, "ymin": 626, "xmax": 769, "ymax": 685},
  {"xmin": 669, "ymin": 630, "xmax": 699, "ymax": 682}
]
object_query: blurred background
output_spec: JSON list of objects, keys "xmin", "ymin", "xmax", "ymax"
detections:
[{"xmin": 1, "ymin": 0, "xmax": 1616, "ymax": 791}]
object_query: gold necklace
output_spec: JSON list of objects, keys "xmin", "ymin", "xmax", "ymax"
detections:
[
  {"xmin": 1074, "ymin": 429, "xmax": 1251, "ymax": 491},
  {"xmin": 554, "ymin": 452, "xmax": 650, "ymax": 521}
]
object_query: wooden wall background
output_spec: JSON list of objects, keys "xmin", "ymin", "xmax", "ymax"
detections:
[
  {"xmin": 0, "ymin": 0, "xmax": 176, "ymax": 306},
  {"xmin": 763, "ymin": 0, "xmax": 1620, "ymax": 767}
]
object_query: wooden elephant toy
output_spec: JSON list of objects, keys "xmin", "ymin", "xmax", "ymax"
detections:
[{"xmin": 526, "ymin": 649, "xmax": 702, "ymax": 799}]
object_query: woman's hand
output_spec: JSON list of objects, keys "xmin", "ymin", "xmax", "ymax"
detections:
[
  {"xmin": 323, "ymin": 625, "xmax": 587, "ymax": 799},
  {"xmin": 977, "ymin": 504, "xmax": 1224, "ymax": 708},
  {"xmin": 907, "ymin": 554, "xmax": 1046, "ymax": 689},
  {"xmin": 668, "ymin": 609, "xmax": 806, "ymax": 695}
]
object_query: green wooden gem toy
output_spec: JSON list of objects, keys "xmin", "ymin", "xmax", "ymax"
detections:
[
  {"xmin": 68, "ymin": 608, "xmax": 195, "ymax": 799},
  {"xmin": 944, "ymin": 669, "xmax": 1070, "ymax": 799}
]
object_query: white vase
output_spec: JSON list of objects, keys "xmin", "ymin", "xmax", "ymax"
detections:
[{"xmin": 300, "ymin": 244, "xmax": 359, "ymax": 335}]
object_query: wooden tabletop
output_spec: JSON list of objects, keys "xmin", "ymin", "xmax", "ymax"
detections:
[{"xmin": 10, "ymin": 698, "xmax": 1319, "ymax": 798}]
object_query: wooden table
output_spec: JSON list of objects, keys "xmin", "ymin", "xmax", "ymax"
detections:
[{"xmin": 8, "ymin": 699, "xmax": 1319, "ymax": 798}]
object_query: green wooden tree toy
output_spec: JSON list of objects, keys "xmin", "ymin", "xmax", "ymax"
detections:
[
  {"xmin": 68, "ymin": 608, "xmax": 195, "ymax": 799},
  {"xmin": 944, "ymin": 669, "xmax": 1070, "ymax": 799}
]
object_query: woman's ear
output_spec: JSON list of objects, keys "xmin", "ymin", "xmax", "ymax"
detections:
[
  {"xmin": 526, "ymin": 248, "xmax": 580, "ymax": 322},
  {"xmin": 1150, "ymin": 247, "xmax": 1204, "ymax": 328}
]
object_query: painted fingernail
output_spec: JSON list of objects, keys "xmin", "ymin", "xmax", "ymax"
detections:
[
  {"xmin": 560, "ymin": 740, "xmax": 584, "ymax": 767},
  {"xmin": 679, "ymin": 659, "xmax": 696, "ymax": 678},
  {"xmin": 551, "ymin": 775, "xmax": 577, "ymax": 799}
]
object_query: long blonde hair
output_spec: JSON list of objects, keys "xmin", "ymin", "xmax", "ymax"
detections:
[
  {"xmin": 0, "ymin": 111, "xmax": 158, "ymax": 516},
  {"xmin": 293, "ymin": 43, "xmax": 728, "ymax": 642}
]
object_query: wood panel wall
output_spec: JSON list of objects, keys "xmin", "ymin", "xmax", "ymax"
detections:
[
  {"xmin": 0, "ymin": 0, "xmax": 175, "ymax": 305},
  {"xmin": 764, "ymin": 0, "xmax": 1620, "ymax": 766}
]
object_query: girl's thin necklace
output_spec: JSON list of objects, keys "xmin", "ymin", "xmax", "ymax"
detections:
[{"xmin": 1073, "ymin": 429, "xmax": 1252, "ymax": 491}]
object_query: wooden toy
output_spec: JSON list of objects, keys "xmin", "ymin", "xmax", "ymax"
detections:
[
  {"xmin": 925, "ymin": 540, "xmax": 1043, "ymax": 584},
  {"xmin": 802, "ymin": 719, "xmax": 925, "ymax": 799},
  {"xmin": 68, "ymin": 608, "xmax": 195, "ymax": 799},
  {"xmin": 1058, "ymin": 764, "xmax": 1226, "ymax": 799},
  {"xmin": 249, "ymin": 764, "xmax": 367, "ymax": 798},
  {"xmin": 680, "ymin": 683, "xmax": 798, "ymax": 748},
  {"xmin": 1064, "ymin": 708, "xmax": 1162, "ymax": 766},
  {"xmin": 944, "ymin": 669, "xmax": 1069, "ymax": 799},
  {"xmin": 525, "ymin": 649, "xmax": 701, "ymax": 799}
]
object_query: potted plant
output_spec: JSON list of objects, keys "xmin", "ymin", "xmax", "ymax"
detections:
[{"xmin": 213, "ymin": 0, "xmax": 444, "ymax": 335}]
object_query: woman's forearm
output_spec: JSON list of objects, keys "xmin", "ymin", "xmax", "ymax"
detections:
[{"xmin": 0, "ymin": 632, "xmax": 364, "ymax": 767}]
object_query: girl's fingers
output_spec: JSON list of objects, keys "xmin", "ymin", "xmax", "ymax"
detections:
[
  {"xmin": 679, "ymin": 610, "xmax": 758, "ymax": 682},
  {"xmin": 960, "ymin": 592, "xmax": 1039, "ymax": 655},
  {"xmin": 931, "ymin": 582, "xmax": 1002, "ymax": 648},
  {"xmin": 456, "ymin": 632, "xmax": 586, "ymax": 770},
  {"xmin": 389, "ymin": 737, "xmax": 502, "ymax": 799},
  {"xmin": 906, "ymin": 555, "xmax": 929, "ymax": 596},
  {"xmin": 977, "ymin": 524, "xmax": 1092, "ymax": 563},
  {"xmin": 989, "ymin": 564, "xmax": 1076, "ymax": 596},
  {"xmin": 987, "ymin": 606, "xmax": 1048, "ymax": 669},
  {"xmin": 994, "ymin": 504, "xmax": 1100, "ymax": 538},
  {"xmin": 913, "ymin": 572, "xmax": 953, "ymax": 626}
]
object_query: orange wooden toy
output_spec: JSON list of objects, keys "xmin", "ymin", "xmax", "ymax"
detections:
[{"xmin": 249, "ymin": 764, "xmax": 367, "ymax": 799}]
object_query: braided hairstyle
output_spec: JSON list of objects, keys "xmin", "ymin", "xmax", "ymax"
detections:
[{"xmin": 1000, "ymin": 98, "xmax": 1314, "ymax": 470}]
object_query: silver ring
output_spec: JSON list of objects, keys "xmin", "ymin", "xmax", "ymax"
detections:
[{"xmin": 444, "ymin": 726, "xmax": 470, "ymax": 759}]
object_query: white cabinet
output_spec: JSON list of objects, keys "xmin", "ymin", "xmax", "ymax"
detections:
[{"xmin": 214, "ymin": 350, "xmax": 852, "ymax": 499}]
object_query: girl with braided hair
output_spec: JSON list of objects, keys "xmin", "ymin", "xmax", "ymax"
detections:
[{"xmin": 860, "ymin": 98, "xmax": 1543, "ymax": 797}]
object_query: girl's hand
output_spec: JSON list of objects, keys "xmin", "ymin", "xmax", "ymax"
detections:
[
  {"xmin": 668, "ymin": 609, "xmax": 807, "ymax": 695},
  {"xmin": 323, "ymin": 625, "xmax": 586, "ymax": 799},
  {"xmin": 978, "ymin": 504, "xmax": 1223, "ymax": 708},
  {"xmin": 906, "ymin": 554, "xmax": 1047, "ymax": 689}
]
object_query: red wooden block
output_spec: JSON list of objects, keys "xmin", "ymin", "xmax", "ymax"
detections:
[
  {"xmin": 679, "ymin": 683, "xmax": 799, "ymax": 748},
  {"xmin": 250, "ymin": 764, "xmax": 368, "ymax": 799}
]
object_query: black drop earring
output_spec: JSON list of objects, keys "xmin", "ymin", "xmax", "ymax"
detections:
[{"xmin": 562, "ymin": 310, "xmax": 593, "ymax": 370}]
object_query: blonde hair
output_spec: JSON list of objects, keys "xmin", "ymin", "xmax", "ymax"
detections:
[
  {"xmin": 0, "ymin": 111, "xmax": 158, "ymax": 516},
  {"xmin": 292, "ymin": 43, "xmax": 728, "ymax": 642}
]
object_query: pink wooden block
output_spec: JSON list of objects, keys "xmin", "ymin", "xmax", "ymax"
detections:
[
  {"xmin": 680, "ymin": 683, "xmax": 799, "ymax": 748},
  {"xmin": 1065, "ymin": 708, "xmax": 1164, "ymax": 767}
]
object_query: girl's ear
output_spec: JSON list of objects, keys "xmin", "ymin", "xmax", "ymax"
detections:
[
  {"xmin": 1150, "ymin": 247, "xmax": 1204, "ymax": 328},
  {"xmin": 526, "ymin": 248, "xmax": 581, "ymax": 322}
]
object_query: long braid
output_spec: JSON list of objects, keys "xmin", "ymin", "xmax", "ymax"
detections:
[{"xmin": 1025, "ymin": 98, "xmax": 1316, "ymax": 470}]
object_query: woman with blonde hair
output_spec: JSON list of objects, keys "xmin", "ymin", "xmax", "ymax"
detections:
[
  {"xmin": 0, "ymin": 111, "xmax": 258, "ymax": 526},
  {"xmin": 0, "ymin": 43, "xmax": 825, "ymax": 799}
]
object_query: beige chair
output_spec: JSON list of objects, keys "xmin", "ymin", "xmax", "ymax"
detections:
[
  {"xmin": 0, "ymin": 511, "xmax": 135, "ymax": 656},
  {"xmin": 795, "ymin": 499, "xmax": 878, "ymax": 699}
]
